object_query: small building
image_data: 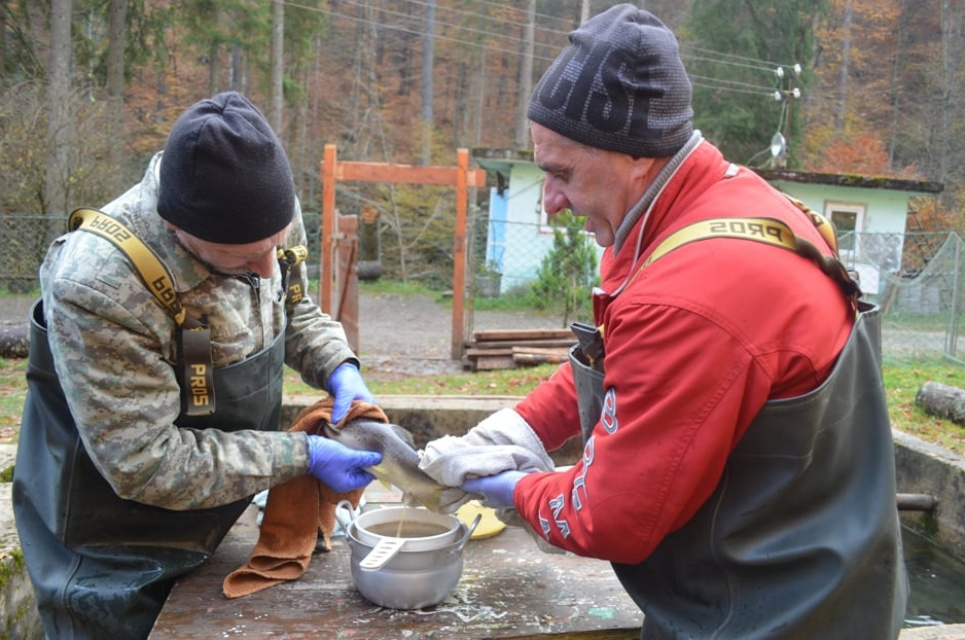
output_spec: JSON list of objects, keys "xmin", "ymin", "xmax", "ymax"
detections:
[
  {"xmin": 473, "ymin": 148, "xmax": 943, "ymax": 298},
  {"xmin": 756, "ymin": 170, "xmax": 943, "ymax": 296},
  {"xmin": 472, "ymin": 148, "xmax": 604, "ymax": 296}
]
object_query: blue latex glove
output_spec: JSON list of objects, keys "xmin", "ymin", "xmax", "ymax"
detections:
[
  {"xmin": 306, "ymin": 434, "xmax": 382, "ymax": 492},
  {"xmin": 328, "ymin": 362, "xmax": 375, "ymax": 424},
  {"xmin": 461, "ymin": 470, "xmax": 528, "ymax": 510}
]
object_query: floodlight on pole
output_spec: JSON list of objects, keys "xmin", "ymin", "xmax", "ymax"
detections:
[{"xmin": 770, "ymin": 132, "xmax": 786, "ymax": 159}]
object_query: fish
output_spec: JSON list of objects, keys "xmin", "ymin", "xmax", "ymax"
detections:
[{"xmin": 324, "ymin": 418, "xmax": 447, "ymax": 512}]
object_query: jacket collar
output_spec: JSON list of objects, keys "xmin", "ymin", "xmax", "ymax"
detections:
[{"xmin": 599, "ymin": 139, "xmax": 733, "ymax": 294}]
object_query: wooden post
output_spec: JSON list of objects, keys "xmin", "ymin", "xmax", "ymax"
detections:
[
  {"xmin": 451, "ymin": 148, "xmax": 469, "ymax": 359},
  {"xmin": 336, "ymin": 214, "xmax": 360, "ymax": 353},
  {"xmin": 320, "ymin": 144, "xmax": 337, "ymax": 314}
]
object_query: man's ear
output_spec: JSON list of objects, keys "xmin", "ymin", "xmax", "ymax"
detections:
[{"xmin": 630, "ymin": 155, "xmax": 669, "ymax": 184}]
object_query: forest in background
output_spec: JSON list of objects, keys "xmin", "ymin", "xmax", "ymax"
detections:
[{"xmin": 2, "ymin": 0, "xmax": 964, "ymax": 284}]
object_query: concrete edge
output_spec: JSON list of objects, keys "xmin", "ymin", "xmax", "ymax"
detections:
[{"xmin": 894, "ymin": 428, "xmax": 965, "ymax": 559}]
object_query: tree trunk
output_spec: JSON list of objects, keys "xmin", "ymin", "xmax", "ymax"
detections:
[
  {"xmin": 915, "ymin": 380, "xmax": 965, "ymax": 425},
  {"xmin": 515, "ymin": 0, "xmax": 536, "ymax": 150},
  {"xmin": 835, "ymin": 0, "xmax": 853, "ymax": 133},
  {"xmin": 106, "ymin": 0, "xmax": 126, "ymax": 177},
  {"xmin": 472, "ymin": 47, "xmax": 486, "ymax": 148},
  {"xmin": 420, "ymin": 0, "xmax": 436, "ymax": 165},
  {"xmin": 939, "ymin": 0, "xmax": 954, "ymax": 186},
  {"xmin": 209, "ymin": 40, "xmax": 221, "ymax": 95},
  {"xmin": 45, "ymin": 0, "xmax": 73, "ymax": 218},
  {"xmin": 269, "ymin": 0, "xmax": 284, "ymax": 135},
  {"xmin": 887, "ymin": 0, "xmax": 906, "ymax": 167},
  {"xmin": 229, "ymin": 44, "xmax": 245, "ymax": 92}
]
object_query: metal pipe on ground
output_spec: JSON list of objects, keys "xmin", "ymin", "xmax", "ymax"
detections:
[{"xmin": 898, "ymin": 493, "xmax": 939, "ymax": 511}]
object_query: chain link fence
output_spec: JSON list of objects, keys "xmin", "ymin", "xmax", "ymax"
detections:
[
  {"xmin": 5, "ymin": 212, "xmax": 965, "ymax": 365},
  {"xmin": 844, "ymin": 230, "xmax": 965, "ymax": 364},
  {"xmin": 0, "ymin": 214, "xmax": 67, "ymax": 294},
  {"xmin": 467, "ymin": 213, "xmax": 965, "ymax": 366}
]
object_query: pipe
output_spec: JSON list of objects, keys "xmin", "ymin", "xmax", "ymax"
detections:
[{"xmin": 897, "ymin": 493, "xmax": 939, "ymax": 512}]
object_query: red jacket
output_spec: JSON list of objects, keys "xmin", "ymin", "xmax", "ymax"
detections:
[{"xmin": 513, "ymin": 141, "xmax": 854, "ymax": 564}]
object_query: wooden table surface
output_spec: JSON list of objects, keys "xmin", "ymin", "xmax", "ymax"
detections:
[{"xmin": 148, "ymin": 491, "xmax": 643, "ymax": 639}]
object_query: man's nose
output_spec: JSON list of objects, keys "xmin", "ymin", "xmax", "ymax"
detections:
[{"xmin": 542, "ymin": 181, "xmax": 568, "ymax": 216}]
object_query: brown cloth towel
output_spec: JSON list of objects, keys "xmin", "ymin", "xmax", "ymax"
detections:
[{"xmin": 222, "ymin": 398, "xmax": 388, "ymax": 599}]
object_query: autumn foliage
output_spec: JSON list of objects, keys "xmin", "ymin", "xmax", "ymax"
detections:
[{"xmin": 800, "ymin": 127, "xmax": 920, "ymax": 179}]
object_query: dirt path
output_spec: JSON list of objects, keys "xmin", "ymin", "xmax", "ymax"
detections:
[
  {"xmin": 1, "ymin": 291, "xmax": 556, "ymax": 378},
  {"xmin": 358, "ymin": 291, "xmax": 555, "ymax": 379}
]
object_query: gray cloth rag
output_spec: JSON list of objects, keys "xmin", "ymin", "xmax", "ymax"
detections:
[
  {"xmin": 418, "ymin": 408, "xmax": 555, "ymax": 512},
  {"xmin": 418, "ymin": 408, "xmax": 563, "ymax": 553}
]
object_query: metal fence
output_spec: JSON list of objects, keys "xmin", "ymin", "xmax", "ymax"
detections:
[
  {"xmin": 466, "ymin": 213, "xmax": 965, "ymax": 366},
  {"xmin": 5, "ymin": 212, "xmax": 965, "ymax": 365},
  {"xmin": 843, "ymin": 230, "xmax": 965, "ymax": 364},
  {"xmin": 0, "ymin": 214, "xmax": 67, "ymax": 294}
]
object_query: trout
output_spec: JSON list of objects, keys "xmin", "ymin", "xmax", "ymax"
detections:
[{"xmin": 325, "ymin": 418, "xmax": 447, "ymax": 512}]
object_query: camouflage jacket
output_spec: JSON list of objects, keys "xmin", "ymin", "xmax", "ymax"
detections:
[{"xmin": 39, "ymin": 152, "xmax": 357, "ymax": 509}]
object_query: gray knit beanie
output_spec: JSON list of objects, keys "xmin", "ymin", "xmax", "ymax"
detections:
[
  {"xmin": 158, "ymin": 91, "xmax": 295, "ymax": 244},
  {"xmin": 528, "ymin": 4, "xmax": 693, "ymax": 157}
]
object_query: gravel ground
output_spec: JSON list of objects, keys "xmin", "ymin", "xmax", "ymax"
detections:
[
  {"xmin": 357, "ymin": 290, "xmax": 553, "ymax": 379},
  {"xmin": 0, "ymin": 291, "xmax": 555, "ymax": 379}
]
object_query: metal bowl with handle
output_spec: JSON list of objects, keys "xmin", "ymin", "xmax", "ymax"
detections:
[{"xmin": 337, "ymin": 501, "xmax": 480, "ymax": 610}]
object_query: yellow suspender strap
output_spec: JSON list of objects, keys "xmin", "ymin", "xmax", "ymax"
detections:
[
  {"xmin": 643, "ymin": 217, "xmax": 798, "ymax": 267},
  {"xmin": 641, "ymin": 213, "xmax": 860, "ymax": 306},
  {"xmin": 68, "ymin": 208, "xmax": 216, "ymax": 416},
  {"xmin": 69, "ymin": 208, "xmax": 190, "ymax": 326},
  {"xmin": 277, "ymin": 245, "xmax": 308, "ymax": 305}
]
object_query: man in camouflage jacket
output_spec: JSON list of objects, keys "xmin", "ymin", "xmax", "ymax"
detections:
[{"xmin": 13, "ymin": 92, "xmax": 382, "ymax": 639}]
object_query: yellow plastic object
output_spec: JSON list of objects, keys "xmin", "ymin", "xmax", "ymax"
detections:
[{"xmin": 456, "ymin": 501, "xmax": 506, "ymax": 540}]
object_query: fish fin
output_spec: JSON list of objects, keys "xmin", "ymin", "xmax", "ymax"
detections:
[
  {"xmin": 386, "ymin": 423, "xmax": 418, "ymax": 448},
  {"xmin": 407, "ymin": 487, "xmax": 447, "ymax": 513},
  {"xmin": 370, "ymin": 465, "xmax": 392, "ymax": 483}
]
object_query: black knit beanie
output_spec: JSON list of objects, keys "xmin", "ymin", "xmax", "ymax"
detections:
[
  {"xmin": 528, "ymin": 4, "xmax": 693, "ymax": 157},
  {"xmin": 157, "ymin": 91, "xmax": 295, "ymax": 244}
]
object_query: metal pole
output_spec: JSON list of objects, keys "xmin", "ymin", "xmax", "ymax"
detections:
[{"xmin": 946, "ymin": 234, "xmax": 961, "ymax": 356}]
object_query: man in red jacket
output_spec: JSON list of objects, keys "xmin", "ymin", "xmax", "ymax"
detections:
[{"xmin": 421, "ymin": 4, "xmax": 907, "ymax": 639}]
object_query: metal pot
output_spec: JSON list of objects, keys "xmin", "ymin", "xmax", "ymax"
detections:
[{"xmin": 337, "ymin": 502, "xmax": 479, "ymax": 610}]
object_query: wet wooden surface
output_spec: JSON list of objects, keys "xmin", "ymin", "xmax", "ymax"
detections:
[{"xmin": 148, "ymin": 492, "xmax": 642, "ymax": 639}]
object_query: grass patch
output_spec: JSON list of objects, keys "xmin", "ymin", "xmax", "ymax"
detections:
[
  {"xmin": 0, "ymin": 358, "xmax": 27, "ymax": 444},
  {"xmin": 284, "ymin": 363, "xmax": 557, "ymax": 397},
  {"xmin": 882, "ymin": 358, "xmax": 965, "ymax": 454},
  {"xmin": 358, "ymin": 279, "xmax": 445, "ymax": 298}
]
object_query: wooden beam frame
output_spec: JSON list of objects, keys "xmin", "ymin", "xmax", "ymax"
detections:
[{"xmin": 320, "ymin": 144, "xmax": 486, "ymax": 359}]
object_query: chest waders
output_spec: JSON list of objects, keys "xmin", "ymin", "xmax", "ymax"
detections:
[
  {"xmin": 13, "ymin": 209, "xmax": 305, "ymax": 639},
  {"xmin": 569, "ymin": 210, "xmax": 907, "ymax": 640}
]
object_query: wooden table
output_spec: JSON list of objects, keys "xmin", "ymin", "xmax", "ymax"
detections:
[{"xmin": 148, "ymin": 491, "xmax": 643, "ymax": 639}]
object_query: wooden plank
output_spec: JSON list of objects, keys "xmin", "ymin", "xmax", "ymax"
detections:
[
  {"xmin": 474, "ymin": 354, "xmax": 517, "ymax": 370},
  {"xmin": 514, "ymin": 353, "xmax": 568, "ymax": 366},
  {"xmin": 473, "ymin": 328, "xmax": 574, "ymax": 341},
  {"xmin": 473, "ymin": 338, "xmax": 576, "ymax": 350},
  {"xmin": 512, "ymin": 346, "xmax": 570, "ymax": 357},
  {"xmin": 335, "ymin": 162, "xmax": 487, "ymax": 188},
  {"xmin": 465, "ymin": 347, "xmax": 515, "ymax": 358}
]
